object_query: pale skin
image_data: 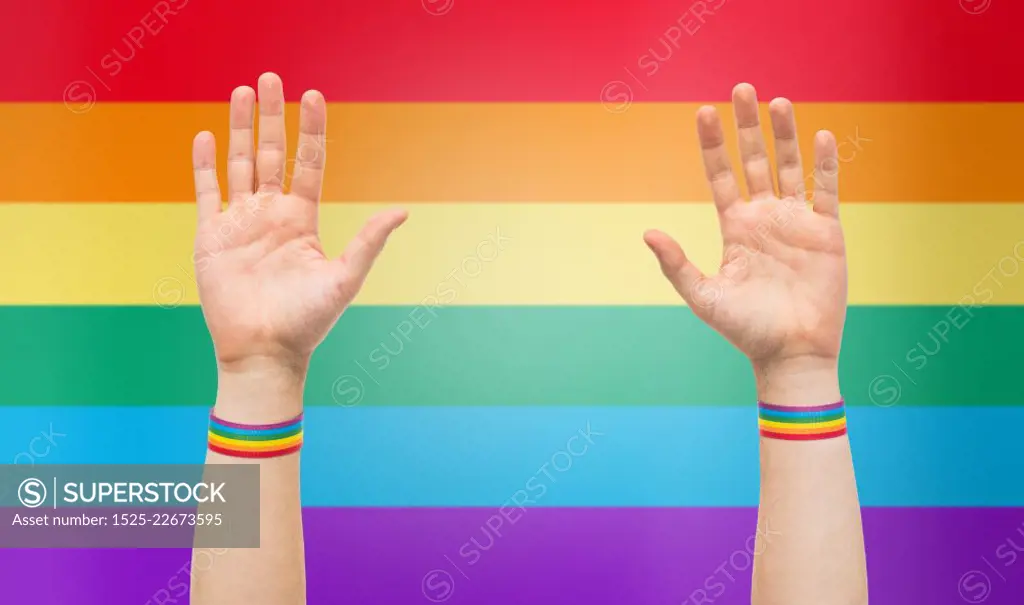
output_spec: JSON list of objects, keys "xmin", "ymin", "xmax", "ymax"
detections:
[
  {"xmin": 187, "ymin": 75, "xmax": 864, "ymax": 603},
  {"xmin": 645, "ymin": 84, "xmax": 868, "ymax": 605},
  {"xmin": 189, "ymin": 72, "xmax": 406, "ymax": 605}
]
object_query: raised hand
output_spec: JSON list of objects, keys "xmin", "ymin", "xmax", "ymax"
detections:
[
  {"xmin": 191, "ymin": 73, "xmax": 406, "ymax": 371},
  {"xmin": 644, "ymin": 83, "xmax": 846, "ymax": 381}
]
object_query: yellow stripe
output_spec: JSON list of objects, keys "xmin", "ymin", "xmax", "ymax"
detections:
[
  {"xmin": 758, "ymin": 418, "xmax": 847, "ymax": 432},
  {"xmin": 208, "ymin": 432, "xmax": 303, "ymax": 451},
  {"xmin": 3, "ymin": 202, "xmax": 1024, "ymax": 305}
]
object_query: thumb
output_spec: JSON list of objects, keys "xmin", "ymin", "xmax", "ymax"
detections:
[
  {"xmin": 334, "ymin": 208, "xmax": 408, "ymax": 299},
  {"xmin": 643, "ymin": 230, "xmax": 722, "ymax": 313}
]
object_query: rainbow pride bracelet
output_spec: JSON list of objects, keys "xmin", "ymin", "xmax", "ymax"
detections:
[
  {"xmin": 758, "ymin": 400, "xmax": 847, "ymax": 441},
  {"xmin": 208, "ymin": 411, "xmax": 303, "ymax": 459}
]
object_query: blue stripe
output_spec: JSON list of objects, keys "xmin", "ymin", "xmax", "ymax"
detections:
[
  {"xmin": 758, "ymin": 408, "xmax": 846, "ymax": 420},
  {"xmin": 0, "ymin": 406, "xmax": 1018, "ymax": 506},
  {"xmin": 209, "ymin": 419, "xmax": 302, "ymax": 437}
]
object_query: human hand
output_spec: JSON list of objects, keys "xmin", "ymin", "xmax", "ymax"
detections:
[
  {"xmin": 191, "ymin": 73, "xmax": 406, "ymax": 373},
  {"xmin": 644, "ymin": 84, "xmax": 846, "ymax": 386}
]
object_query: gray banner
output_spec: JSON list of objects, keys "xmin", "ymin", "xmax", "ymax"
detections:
[{"xmin": 0, "ymin": 464, "xmax": 259, "ymax": 548}]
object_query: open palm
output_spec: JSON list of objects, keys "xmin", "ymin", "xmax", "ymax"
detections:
[
  {"xmin": 192, "ymin": 73, "xmax": 406, "ymax": 368},
  {"xmin": 645, "ymin": 84, "xmax": 846, "ymax": 369}
]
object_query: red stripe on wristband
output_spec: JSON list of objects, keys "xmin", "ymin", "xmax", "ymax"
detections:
[
  {"xmin": 208, "ymin": 442, "xmax": 303, "ymax": 459},
  {"xmin": 760, "ymin": 427, "xmax": 848, "ymax": 441}
]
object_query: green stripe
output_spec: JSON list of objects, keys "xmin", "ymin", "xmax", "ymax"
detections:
[
  {"xmin": 208, "ymin": 425, "xmax": 303, "ymax": 441},
  {"xmin": 759, "ymin": 409, "xmax": 847, "ymax": 424},
  {"xmin": 0, "ymin": 306, "xmax": 1017, "ymax": 406}
]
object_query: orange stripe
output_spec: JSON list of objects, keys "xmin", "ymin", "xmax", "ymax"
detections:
[{"xmin": 0, "ymin": 103, "xmax": 1019, "ymax": 202}]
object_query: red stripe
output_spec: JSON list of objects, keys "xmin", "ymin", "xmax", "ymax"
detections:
[
  {"xmin": 208, "ymin": 442, "xmax": 303, "ymax": 458},
  {"xmin": 5, "ymin": 0, "xmax": 1022, "ymax": 102},
  {"xmin": 760, "ymin": 428, "xmax": 848, "ymax": 441}
]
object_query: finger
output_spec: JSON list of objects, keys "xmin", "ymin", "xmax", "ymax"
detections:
[
  {"xmin": 812, "ymin": 130, "xmax": 840, "ymax": 217},
  {"xmin": 643, "ymin": 229, "xmax": 719, "ymax": 313},
  {"xmin": 256, "ymin": 72, "xmax": 287, "ymax": 193},
  {"xmin": 192, "ymin": 132, "xmax": 222, "ymax": 222},
  {"xmin": 696, "ymin": 106, "xmax": 742, "ymax": 213},
  {"xmin": 337, "ymin": 209, "xmax": 409, "ymax": 292},
  {"xmin": 732, "ymin": 83, "xmax": 775, "ymax": 200},
  {"xmin": 290, "ymin": 90, "xmax": 327, "ymax": 203},
  {"xmin": 227, "ymin": 86, "xmax": 256, "ymax": 206},
  {"xmin": 769, "ymin": 97, "xmax": 805, "ymax": 200}
]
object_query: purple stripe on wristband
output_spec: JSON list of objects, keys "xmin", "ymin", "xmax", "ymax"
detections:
[
  {"xmin": 208, "ymin": 410, "xmax": 303, "ymax": 430},
  {"xmin": 757, "ymin": 400, "xmax": 844, "ymax": 413}
]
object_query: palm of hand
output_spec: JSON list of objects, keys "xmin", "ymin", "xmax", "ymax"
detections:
[
  {"xmin": 191, "ymin": 74, "xmax": 406, "ymax": 368},
  {"xmin": 695, "ymin": 198, "xmax": 846, "ymax": 365},
  {"xmin": 646, "ymin": 85, "xmax": 847, "ymax": 368},
  {"xmin": 196, "ymin": 193, "xmax": 353, "ymax": 364}
]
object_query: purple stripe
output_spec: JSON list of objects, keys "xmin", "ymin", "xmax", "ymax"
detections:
[
  {"xmin": 209, "ymin": 410, "xmax": 303, "ymax": 430},
  {"xmin": 4, "ymin": 508, "xmax": 1022, "ymax": 604},
  {"xmin": 758, "ymin": 400, "xmax": 845, "ymax": 413}
]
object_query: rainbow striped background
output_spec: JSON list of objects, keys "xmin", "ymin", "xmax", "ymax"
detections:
[{"xmin": 2, "ymin": 0, "xmax": 1024, "ymax": 603}]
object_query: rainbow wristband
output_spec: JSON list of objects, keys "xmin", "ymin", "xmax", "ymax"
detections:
[
  {"xmin": 758, "ymin": 400, "xmax": 847, "ymax": 441},
  {"xmin": 208, "ymin": 411, "xmax": 304, "ymax": 459}
]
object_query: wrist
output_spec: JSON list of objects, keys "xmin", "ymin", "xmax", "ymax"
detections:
[
  {"xmin": 214, "ymin": 356, "xmax": 308, "ymax": 424},
  {"xmin": 753, "ymin": 355, "xmax": 841, "ymax": 407}
]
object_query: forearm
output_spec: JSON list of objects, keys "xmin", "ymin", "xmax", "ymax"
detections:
[
  {"xmin": 191, "ymin": 361, "xmax": 307, "ymax": 605},
  {"xmin": 186, "ymin": 72, "xmax": 402, "ymax": 605},
  {"xmin": 751, "ymin": 359, "xmax": 868, "ymax": 605}
]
